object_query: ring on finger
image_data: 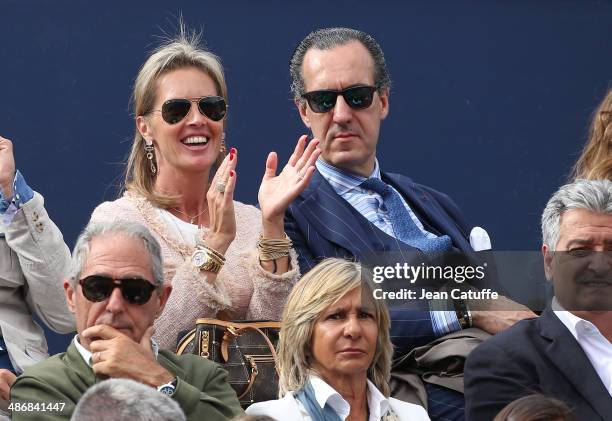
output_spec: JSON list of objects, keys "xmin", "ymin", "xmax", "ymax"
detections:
[{"xmin": 215, "ymin": 181, "xmax": 226, "ymax": 193}]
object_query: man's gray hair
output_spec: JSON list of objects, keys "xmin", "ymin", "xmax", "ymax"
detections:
[
  {"xmin": 289, "ymin": 27, "xmax": 391, "ymax": 102},
  {"xmin": 70, "ymin": 378, "xmax": 185, "ymax": 421},
  {"xmin": 541, "ymin": 179, "xmax": 612, "ymax": 249},
  {"xmin": 67, "ymin": 219, "xmax": 164, "ymax": 287}
]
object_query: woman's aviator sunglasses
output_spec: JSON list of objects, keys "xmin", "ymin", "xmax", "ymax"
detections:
[
  {"xmin": 301, "ymin": 86, "xmax": 378, "ymax": 114},
  {"xmin": 78, "ymin": 275, "xmax": 158, "ymax": 305},
  {"xmin": 157, "ymin": 96, "xmax": 227, "ymax": 124}
]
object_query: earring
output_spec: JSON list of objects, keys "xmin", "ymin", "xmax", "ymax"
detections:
[
  {"xmin": 144, "ymin": 141, "xmax": 157, "ymax": 175},
  {"xmin": 220, "ymin": 132, "xmax": 227, "ymax": 154}
]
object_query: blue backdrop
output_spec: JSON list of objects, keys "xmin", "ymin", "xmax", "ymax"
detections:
[{"xmin": 1, "ymin": 0, "xmax": 611, "ymax": 352}]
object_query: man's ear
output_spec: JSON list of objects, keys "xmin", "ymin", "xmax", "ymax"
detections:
[
  {"xmin": 64, "ymin": 280, "xmax": 77, "ymax": 314},
  {"xmin": 296, "ymin": 100, "xmax": 311, "ymax": 128},
  {"xmin": 542, "ymin": 244, "xmax": 554, "ymax": 281},
  {"xmin": 155, "ymin": 284, "xmax": 173, "ymax": 317},
  {"xmin": 378, "ymin": 88, "xmax": 390, "ymax": 120}
]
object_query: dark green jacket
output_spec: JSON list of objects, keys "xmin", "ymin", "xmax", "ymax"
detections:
[{"xmin": 10, "ymin": 342, "xmax": 243, "ymax": 420}]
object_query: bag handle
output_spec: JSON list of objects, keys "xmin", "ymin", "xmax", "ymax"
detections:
[
  {"xmin": 238, "ymin": 355, "xmax": 259, "ymax": 400},
  {"xmin": 196, "ymin": 318, "xmax": 281, "ymax": 329}
]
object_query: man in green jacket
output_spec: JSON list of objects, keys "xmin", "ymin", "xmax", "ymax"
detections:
[{"xmin": 9, "ymin": 219, "xmax": 243, "ymax": 421}]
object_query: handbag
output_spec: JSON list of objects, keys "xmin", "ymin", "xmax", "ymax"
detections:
[{"xmin": 176, "ymin": 319, "xmax": 281, "ymax": 407}]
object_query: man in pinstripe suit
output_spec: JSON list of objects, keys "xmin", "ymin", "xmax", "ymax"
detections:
[{"xmin": 285, "ymin": 27, "xmax": 535, "ymax": 420}]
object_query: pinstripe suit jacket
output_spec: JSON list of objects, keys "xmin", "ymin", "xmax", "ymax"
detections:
[{"xmin": 285, "ymin": 169, "xmax": 474, "ymax": 351}]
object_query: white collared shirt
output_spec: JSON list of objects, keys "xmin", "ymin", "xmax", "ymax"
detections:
[
  {"xmin": 299, "ymin": 375, "xmax": 391, "ymax": 421},
  {"xmin": 73, "ymin": 334, "xmax": 160, "ymax": 367},
  {"xmin": 552, "ymin": 299, "xmax": 612, "ymax": 395},
  {"xmin": 246, "ymin": 375, "xmax": 430, "ymax": 421}
]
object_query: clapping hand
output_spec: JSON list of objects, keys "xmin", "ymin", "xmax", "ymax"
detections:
[
  {"xmin": 205, "ymin": 148, "xmax": 238, "ymax": 255},
  {"xmin": 258, "ymin": 135, "xmax": 320, "ymax": 226}
]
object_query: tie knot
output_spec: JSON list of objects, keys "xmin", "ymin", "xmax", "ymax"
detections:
[{"xmin": 361, "ymin": 177, "xmax": 390, "ymax": 196}]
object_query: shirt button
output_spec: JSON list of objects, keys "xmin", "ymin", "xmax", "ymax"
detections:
[
  {"xmin": 35, "ymin": 222, "xmax": 44, "ymax": 233},
  {"xmin": 32, "ymin": 212, "xmax": 39, "ymax": 221}
]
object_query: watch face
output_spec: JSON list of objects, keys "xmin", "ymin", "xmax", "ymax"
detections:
[
  {"xmin": 158, "ymin": 385, "xmax": 175, "ymax": 396},
  {"xmin": 192, "ymin": 250, "xmax": 209, "ymax": 267}
]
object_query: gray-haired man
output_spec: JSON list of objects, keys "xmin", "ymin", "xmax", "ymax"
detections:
[
  {"xmin": 71, "ymin": 378, "xmax": 186, "ymax": 421},
  {"xmin": 10, "ymin": 220, "xmax": 242, "ymax": 421},
  {"xmin": 465, "ymin": 179, "xmax": 612, "ymax": 420}
]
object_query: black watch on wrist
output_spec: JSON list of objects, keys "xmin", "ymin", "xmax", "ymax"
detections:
[
  {"xmin": 454, "ymin": 299, "xmax": 472, "ymax": 329},
  {"xmin": 157, "ymin": 377, "xmax": 178, "ymax": 397}
]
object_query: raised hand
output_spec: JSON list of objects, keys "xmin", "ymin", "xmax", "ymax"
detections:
[
  {"xmin": 258, "ymin": 135, "xmax": 320, "ymax": 227},
  {"xmin": 82, "ymin": 325, "xmax": 174, "ymax": 387},
  {"xmin": 0, "ymin": 136, "xmax": 16, "ymax": 198},
  {"xmin": 205, "ymin": 148, "xmax": 238, "ymax": 255}
]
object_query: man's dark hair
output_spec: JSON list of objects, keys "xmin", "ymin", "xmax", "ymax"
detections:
[
  {"xmin": 493, "ymin": 394, "xmax": 574, "ymax": 421},
  {"xmin": 289, "ymin": 27, "xmax": 391, "ymax": 102}
]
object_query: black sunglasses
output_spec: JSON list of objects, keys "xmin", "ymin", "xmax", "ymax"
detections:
[
  {"xmin": 158, "ymin": 96, "xmax": 227, "ymax": 124},
  {"xmin": 78, "ymin": 275, "xmax": 158, "ymax": 305},
  {"xmin": 301, "ymin": 86, "xmax": 378, "ymax": 113}
]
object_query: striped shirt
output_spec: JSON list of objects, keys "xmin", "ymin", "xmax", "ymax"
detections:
[
  {"xmin": 316, "ymin": 158, "xmax": 461, "ymax": 335},
  {"xmin": 315, "ymin": 159, "xmax": 437, "ymax": 239}
]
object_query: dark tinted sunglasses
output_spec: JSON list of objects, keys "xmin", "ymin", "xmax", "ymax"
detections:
[
  {"xmin": 78, "ymin": 275, "xmax": 158, "ymax": 305},
  {"xmin": 159, "ymin": 96, "xmax": 227, "ymax": 124},
  {"xmin": 301, "ymin": 86, "xmax": 378, "ymax": 113}
]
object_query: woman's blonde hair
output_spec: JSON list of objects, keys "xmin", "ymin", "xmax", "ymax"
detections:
[
  {"xmin": 124, "ymin": 26, "xmax": 228, "ymax": 207},
  {"xmin": 277, "ymin": 258, "xmax": 393, "ymax": 397},
  {"xmin": 571, "ymin": 87, "xmax": 612, "ymax": 181}
]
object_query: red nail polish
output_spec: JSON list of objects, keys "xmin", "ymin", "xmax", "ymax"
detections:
[
  {"xmin": 230, "ymin": 147, "xmax": 237, "ymax": 154},
  {"xmin": 230, "ymin": 153, "xmax": 234, "ymax": 161},
  {"xmin": 230, "ymin": 170, "xmax": 235, "ymax": 177}
]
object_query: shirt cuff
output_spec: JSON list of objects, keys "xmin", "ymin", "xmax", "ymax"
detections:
[
  {"xmin": 0, "ymin": 170, "xmax": 35, "ymax": 218},
  {"xmin": 430, "ymin": 310, "xmax": 462, "ymax": 336}
]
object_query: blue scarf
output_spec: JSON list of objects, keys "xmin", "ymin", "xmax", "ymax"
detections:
[{"xmin": 294, "ymin": 381, "xmax": 343, "ymax": 421}]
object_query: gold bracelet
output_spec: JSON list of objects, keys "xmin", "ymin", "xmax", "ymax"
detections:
[
  {"xmin": 191, "ymin": 244, "xmax": 226, "ymax": 274},
  {"xmin": 257, "ymin": 234, "xmax": 292, "ymax": 261},
  {"xmin": 195, "ymin": 240, "xmax": 226, "ymax": 262}
]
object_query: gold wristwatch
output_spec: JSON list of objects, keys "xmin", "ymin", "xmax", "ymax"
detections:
[{"xmin": 191, "ymin": 248, "xmax": 223, "ymax": 274}]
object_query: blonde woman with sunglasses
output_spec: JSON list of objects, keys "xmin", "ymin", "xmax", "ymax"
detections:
[{"xmin": 90, "ymin": 28, "xmax": 319, "ymax": 350}]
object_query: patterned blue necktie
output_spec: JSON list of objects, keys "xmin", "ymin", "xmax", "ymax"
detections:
[{"xmin": 361, "ymin": 178, "xmax": 452, "ymax": 256}]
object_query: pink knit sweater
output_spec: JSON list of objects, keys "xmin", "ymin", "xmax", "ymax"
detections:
[{"xmin": 90, "ymin": 190, "xmax": 300, "ymax": 350}]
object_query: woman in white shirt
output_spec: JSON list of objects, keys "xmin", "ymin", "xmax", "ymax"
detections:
[{"xmin": 246, "ymin": 258, "xmax": 430, "ymax": 421}]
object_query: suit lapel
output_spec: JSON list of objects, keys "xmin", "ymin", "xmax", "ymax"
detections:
[
  {"xmin": 539, "ymin": 309, "xmax": 612, "ymax": 418},
  {"xmin": 65, "ymin": 341, "xmax": 97, "ymax": 388},
  {"xmin": 383, "ymin": 172, "xmax": 472, "ymax": 252},
  {"xmin": 297, "ymin": 171, "xmax": 402, "ymax": 256}
]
